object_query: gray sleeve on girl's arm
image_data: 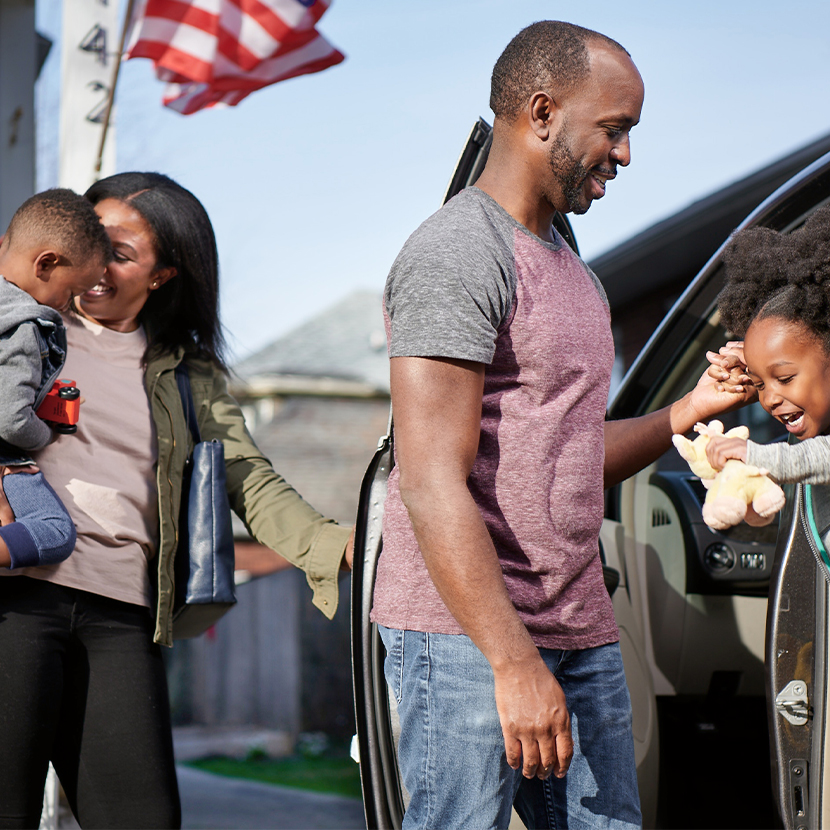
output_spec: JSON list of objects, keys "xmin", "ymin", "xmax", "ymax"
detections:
[{"xmin": 746, "ymin": 437, "xmax": 830, "ymax": 484}]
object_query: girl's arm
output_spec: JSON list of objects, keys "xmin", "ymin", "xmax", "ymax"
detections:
[{"xmin": 746, "ymin": 437, "xmax": 830, "ymax": 484}]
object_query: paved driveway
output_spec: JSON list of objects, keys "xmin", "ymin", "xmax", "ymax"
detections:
[{"xmin": 178, "ymin": 766, "xmax": 366, "ymax": 830}]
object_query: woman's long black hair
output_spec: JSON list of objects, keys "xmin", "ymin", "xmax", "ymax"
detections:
[{"xmin": 85, "ymin": 172, "xmax": 227, "ymax": 369}]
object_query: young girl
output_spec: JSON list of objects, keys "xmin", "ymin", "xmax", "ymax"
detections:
[{"xmin": 705, "ymin": 204, "xmax": 830, "ymax": 482}]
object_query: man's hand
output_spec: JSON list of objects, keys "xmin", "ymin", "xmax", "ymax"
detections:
[
  {"xmin": 706, "ymin": 436, "xmax": 748, "ymax": 470},
  {"xmin": 494, "ymin": 658, "xmax": 573, "ymax": 780},
  {"xmin": 686, "ymin": 358, "xmax": 757, "ymax": 424},
  {"xmin": 604, "ymin": 341, "xmax": 757, "ymax": 488},
  {"xmin": 705, "ymin": 342, "xmax": 754, "ymax": 395}
]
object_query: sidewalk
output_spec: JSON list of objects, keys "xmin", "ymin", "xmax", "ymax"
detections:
[
  {"xmin": 179, "ymin": 765, "xmax": 366, "ymax": 830},
  {"xmin": 173, "ymin": 727, "xmax": 366, "ymax": 830},
  {"xmin": 52, "ymin": 727, "xmax": 366, "ymax": 829}
]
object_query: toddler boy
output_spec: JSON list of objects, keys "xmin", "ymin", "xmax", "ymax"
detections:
[{"xmin": 0, "ymin": 188, "xmax": 112, "ymax": 569}]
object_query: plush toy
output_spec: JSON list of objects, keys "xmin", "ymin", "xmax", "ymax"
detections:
[{"xmin": 672, "ymin": 420, "xmax": 786, "ymax": 531}]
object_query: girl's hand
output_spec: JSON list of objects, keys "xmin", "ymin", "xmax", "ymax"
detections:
[
  {"xmin": 705, "ymin": 436, "xmax": 748, "ymax": 471},
  {"xmin": 706, "ymin": 341, "xmax": 752, "ymax": 394}
]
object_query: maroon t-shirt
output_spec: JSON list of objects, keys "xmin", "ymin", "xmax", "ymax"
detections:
[{"xmin": 372, "ymin": 188, "xmax": 618, "ymax": 650}]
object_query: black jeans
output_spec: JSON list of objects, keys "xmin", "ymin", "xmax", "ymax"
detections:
[{"xmin": 0, "ymin": 577, "xmax": 181, "ymax": 829}]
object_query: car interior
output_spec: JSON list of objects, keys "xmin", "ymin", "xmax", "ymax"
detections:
[{"xmin": 607, "ymin": 297, "xmax": 788, "ymax": 828}]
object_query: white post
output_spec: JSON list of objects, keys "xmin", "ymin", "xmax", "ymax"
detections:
[
  {"xmin": 39, "ymin": 765, "xmax": 59, "ymax": 830},
  {"xmin": 59, "ymin": 0, "xmax": 118, "ymax": 193},
  {"xmin": 0, "ymin": 0, "xmax": 36, "ymax": 231}
]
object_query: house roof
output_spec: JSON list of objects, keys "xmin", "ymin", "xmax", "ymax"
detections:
[
  {"xmin": 231, "ymin": 290, "xmax": 389, "ymax": 396},
  {"xmin": 590, "ymin": 131, "xmax": 830, "ymax": 308}
]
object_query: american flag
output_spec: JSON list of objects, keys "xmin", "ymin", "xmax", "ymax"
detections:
[{"xmin": 125, "ymin": 0, "xmax": 344, "ymax": 115}]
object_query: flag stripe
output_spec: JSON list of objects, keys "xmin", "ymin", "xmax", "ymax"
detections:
[{"xmin": 127, "ymin": 0, "xmax": 342, "ymax": 113}]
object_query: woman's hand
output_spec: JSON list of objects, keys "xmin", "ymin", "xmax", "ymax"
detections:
[
  {"xmin": 342, "ymin": 527, "xmax": 355, "ymax": 571},
  {"xmin": 705, "ymin": 436, "xmax": 748, "ymax": 471}
]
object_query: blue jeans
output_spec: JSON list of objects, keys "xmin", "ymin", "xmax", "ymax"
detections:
[
  {"xmin": 378, "ymin": 626, "xmax": 641, "ymax": 830},
  {"xmin": 0, "ymin": 472, "xmax": 76, "ymax": 569}
]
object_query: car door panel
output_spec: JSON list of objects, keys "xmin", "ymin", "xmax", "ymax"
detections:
[
  {"xmin": 768, "ymin": 482, "xmax": 830, "ymax": 828},
  {"xmin": 351, "ymin": 428, "xmax": 404, "ymax": 830},
  {"xmin": 601, "ymin": 518, "xmax": 659, "ymax": 827}
]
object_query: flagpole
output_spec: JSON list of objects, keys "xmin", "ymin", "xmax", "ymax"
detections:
[{"xmin": 93, "ymin": 0, "xmax": 137, "ymax": 176}]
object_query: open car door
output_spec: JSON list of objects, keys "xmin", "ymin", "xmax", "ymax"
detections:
[
  {"xmin": 603, "ymin": 153, "xmax": 830, "ymax": 828},
  {"xmin": 768, "ymin": 476, "xmax": 830, "ymax": 829}
]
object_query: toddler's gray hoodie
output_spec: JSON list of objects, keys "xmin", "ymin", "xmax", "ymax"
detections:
[{"xmin": 0, "ymin": 276, "xmax": 65, "ymax": 453}]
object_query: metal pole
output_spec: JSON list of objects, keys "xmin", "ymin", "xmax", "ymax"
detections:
[{"xmin": 93, "ymin": 0, "xmax": 137, "ymax": 176}]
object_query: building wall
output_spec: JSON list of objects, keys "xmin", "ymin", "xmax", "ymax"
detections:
[
  {"xmin": 613, "ymin": 280, "xmax": 686, "ymax": 370},
  {"xmin": 248, "ymin": 394, "xmax": 391, "ymax": 525},
  {"xmin": 0, "ymin": 0, "xmax": 36, "ymax": 228},
  {"xmin": 167, "ymin": 393, "xmax": 390, "ymax": 740}
]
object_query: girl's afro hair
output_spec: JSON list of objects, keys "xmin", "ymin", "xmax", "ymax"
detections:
[{"xmin": 718, "ymin": 204, "xmax": 830, "ymax": 350}]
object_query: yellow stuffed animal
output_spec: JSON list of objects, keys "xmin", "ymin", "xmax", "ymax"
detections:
[{"xmin": 672, "ymin": 420, "xmax": 786, "ymax": 531}]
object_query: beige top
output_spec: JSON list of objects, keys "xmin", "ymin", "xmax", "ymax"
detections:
[{"xmin": 1, "ymin": 313, "xmax": 159, "ymax": 606}]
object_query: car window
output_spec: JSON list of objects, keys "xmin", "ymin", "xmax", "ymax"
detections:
[
  {"xmin": 611, "ymin": 298, "xmax": 781, "ymax": 701},
  {"xmin": 651, "ymin": 306, "xmax": 787, "ymax": 476}
]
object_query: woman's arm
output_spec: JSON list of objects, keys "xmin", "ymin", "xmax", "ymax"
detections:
[{"xmin": 197, "ymin": 366, "xmax": 351, "ymax": 618}]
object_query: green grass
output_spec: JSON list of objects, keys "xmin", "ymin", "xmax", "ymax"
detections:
[{"xmin": 186, "ymin": 749, "xmax": 362, "ymax": 800}]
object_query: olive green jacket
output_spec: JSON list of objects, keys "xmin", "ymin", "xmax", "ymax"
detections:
[{"xmin": 145, "ymin": 347, "xmax": 351, "ymax": 646}]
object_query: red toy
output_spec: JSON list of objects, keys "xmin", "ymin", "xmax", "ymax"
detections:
[{"xmin": 36, "ymin": 379, "xmax": 81, "ymax": 434}]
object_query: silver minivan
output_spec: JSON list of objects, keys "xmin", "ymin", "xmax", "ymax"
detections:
[{"xmin": 352, "ymin": 119, "xmax": 830, "ymax": 830}]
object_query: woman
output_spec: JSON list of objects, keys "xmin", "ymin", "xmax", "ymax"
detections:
[{"xmin": 0, "ymin": 173, "xmax": 352, "ymax": 829}]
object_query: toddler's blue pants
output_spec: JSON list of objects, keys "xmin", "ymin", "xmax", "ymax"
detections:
[{"xmin": 0, "ymin": 472, "xmax": 75, "ymax": 568}]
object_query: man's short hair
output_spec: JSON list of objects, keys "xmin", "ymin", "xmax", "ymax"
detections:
[
  {"xmin": 490, "ymin": 21, "xmax": 629, "ymax": 122},
  {"xmin": 5, "ymin": 188, "xmax": 112, "ymax": 265}
]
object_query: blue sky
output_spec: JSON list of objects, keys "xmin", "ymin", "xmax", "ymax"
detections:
[{"xmin": 36, "ymin": 0, "xmax": 830, "ymax": 363}]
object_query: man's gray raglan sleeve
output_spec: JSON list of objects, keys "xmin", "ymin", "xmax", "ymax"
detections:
[
  {"xmin": 746, "ymin": 437, "xmax": 830, "ymax": 484},
  {"xmin": 385, "ymin": 198, "xmax": 514, "ymax": 363}
]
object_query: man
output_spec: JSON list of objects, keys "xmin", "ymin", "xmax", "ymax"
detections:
[{"xmin": 371, "ymin": 20, "xmax": 742, "ymax": 830}]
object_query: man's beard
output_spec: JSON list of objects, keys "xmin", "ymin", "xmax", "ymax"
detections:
[{"xmin": 548, "ymin": 127, "xmax": 591, "ymax": 215}]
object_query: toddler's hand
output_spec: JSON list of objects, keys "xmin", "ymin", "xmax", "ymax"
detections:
[{"xmin": 706, "ymin": 436, "xmax": 748, "ymax": 471}]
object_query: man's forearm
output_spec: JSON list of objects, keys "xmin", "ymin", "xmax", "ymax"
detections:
[
  {"xmin": 602, "ymin": 358, "xmax": 761, "ymax": 489},
  {"xmin": 604, "ymin": 390, "xmax": 705, "ymax": 488}
]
